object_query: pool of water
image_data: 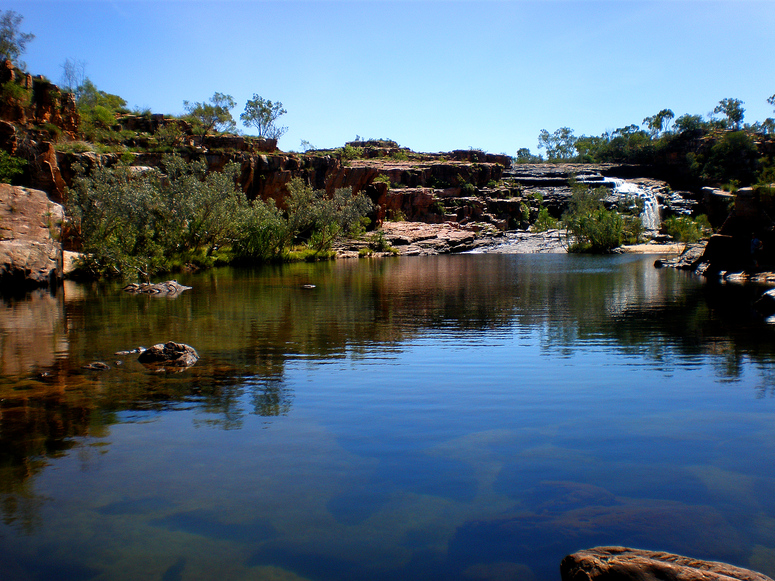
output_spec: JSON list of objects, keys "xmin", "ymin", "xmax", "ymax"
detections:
[{"xmin": 2, "ymin": 254, "xmax": 775, "ymax": 581}]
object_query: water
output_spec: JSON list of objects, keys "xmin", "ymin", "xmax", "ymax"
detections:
[
  {"xmin": 605, "ymin": 178, "xmax": 661, "ymax": 230},
  {"xmin": 2, "ymin": 254, "xmax": 775, "ymax": 581}
]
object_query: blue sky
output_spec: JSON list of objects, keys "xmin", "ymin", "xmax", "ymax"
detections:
[{"xmin": 7, "ymin": 0, "xmax": 775, "ymax": 155}]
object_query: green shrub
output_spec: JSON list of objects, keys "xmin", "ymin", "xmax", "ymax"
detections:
[
  {"xmin": 663, "ymin": 215, "xmax": 712, "ymax": 245},
  {"xmin": 563, "ymin": 185, "xmax": 624, "ymax": 252},
  {"xmin": 0, "ymin": 150, "xmax": 26, "ymax": 183},
  {"xmin": 0, "ymin": 81, "xmax": 31, "ymax": 106},
  {"xmin": 340, "ymin": 144, "xmax": 363, "ymax": 160},
  {"xmin": 532, "ymin": 207, "xmax": 557, "ymax": 232}
]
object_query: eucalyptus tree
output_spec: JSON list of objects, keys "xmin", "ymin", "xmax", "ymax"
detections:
[
  {"xmin": 537, "ymin": 127, "xmax": 578, "ymax": 161},
  {"xmin": 183, "ymin": 92, "xmax": 236, "ymax": 144},
  {"xmin": 0, "ymin": 10, "xmax": 34, "ymax": 69},
  {"xmin": 642, "ymin": 109, "xmax": 675, "ymax": 137},
  {"xmin": 240, "ymin": 94, "xmax": 287, "ymax": 140},
  {"xmin": 712, "ymin": 98, "xmax": 745, "ymax": 130}
]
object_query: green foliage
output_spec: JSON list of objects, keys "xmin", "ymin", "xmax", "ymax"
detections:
[
  {"xmin": 563, "ymin": 184, "xmax": 623, "ymax": 252},
  {"xmin": 373, "ymin": 174, "xmax": 391, "ymax": 186},
  {"xmin": 240, "ymin": 94, "xmax": 287, "ymax": 139},
  {"xmin": 531, "ymin": 207, "xmax": 557, "ymax": 232},
  {"xmin": 0, "ymin": 80, "xmax": 31, "ymax": 106},
  {"xmin": 66, "ymin": 155, "xmax": 249, "ymax": 277},
  {"xmin": 712, "ymin": 98, "xmax": 745, "ymax": 130},
  {"xmin": 183, "ymin": 92, "xmax": 236, "ymax": 144},
  {"xmin": 390, "ymin": 150, "xmax": 409, "ymax": 161},
  {"xmin": 642, "ymin": 109, "xmax": 675, "ymax": 137},
  {"xmin": 515, "ymin": 147, "xmax": 542, "ymax": 163},
  {"xmin": 663, "ymin": 215, "xmax": 712, "ymax": 245},
  {"xmin": 282, "ymin": 178, "xmax": 374, "ymax": 253},
  {"xmin": 0, "ymin": 10, "xmax": 34, "ymax": 69},
  {"xmin": 0, "ymin": 150, "xmax": 26, "ymax": 183},
  {"xmin": 340, "ymin": 144, "xmax": 363, "ymax": 160},
  {"xmin": 538, "ymin": 127, "xmax": 577, "ymax": 161},
  {"xmin": 702, "ymin": 131, "xmax": 759, "ymax": 186}
]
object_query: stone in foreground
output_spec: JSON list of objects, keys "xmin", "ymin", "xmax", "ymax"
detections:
[
  {"xmin": 137, "ymin": 341, "xmax": 199, "ymax": 369},
  {"xmin": 561, "ymin": 547, "xmax": 773, "ymax": 581}
]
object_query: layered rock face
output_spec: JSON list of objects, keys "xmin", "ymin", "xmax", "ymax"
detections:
[
  {"xmin": 0, "ymin": 184, "xmax": 64, "ymax": 291},
  {"xmin": 561, "ymin": 546, "xmax": 773, "ymax": 581}
]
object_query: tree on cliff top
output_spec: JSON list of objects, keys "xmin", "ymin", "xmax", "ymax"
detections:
[
  {"xmin": 712, "ymin": 98, "xmax": 745, "ymax": 131},
  {"xmin": 240, "ymin": 94, "xmax": 287, "ymax": 140},
  {"xmin": 538, "ymin": 127, "xmax": 577, "ymax": 161},
  {"xmin": 183, "ymin": 92, "xmax": 236, "ymax": 145},
  {"xmin": 0, "ymin": 10, "xmax": 34, "ymax": 69}
]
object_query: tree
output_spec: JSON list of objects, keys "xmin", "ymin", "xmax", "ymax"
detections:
[
  {"xmin": 537, "ymin": 127, "xmax": 577, "ymax": 161},
  {"xmin": 60, "ymin": 58, "xmax": 87, "ymax": 97},
  {"xmin": 768, "ymin": 94, "xmax": 775, "ymax": 112},
  {"xmin": 712, "ymin": 98, "xmax": 745, "ymax": 130},
  {"xmin": 0, "ymin": 10, "xmax": 34, "ymax": 69},
  {"xmin": 240, "ymin": 94, "xmax": 287, "ymax": 140},
  {"xmin": 183, "ymin": 92, "xmax": 236, "ymax": 144},
  {"xmin": 515, "ymin": 147, "xmax": 542, "ymax": 163},
  {"xmin": 642, "ymin": 109, "xmax": 675, "ymax": 137}
]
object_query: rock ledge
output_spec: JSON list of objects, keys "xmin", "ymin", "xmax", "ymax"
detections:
[{"xmin": 561, "ymin": 546, "xmax": 773, "ymax": 581}]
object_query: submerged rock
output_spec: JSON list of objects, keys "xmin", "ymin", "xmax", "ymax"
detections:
[
  {"xmin": 561, "ymin": 546, "xmax": 772, "ymax": 581},
  {"xmin": 123, "ymin": 280, "xmax": 191, "ymax": 297},
  {"xmin": 137, "ymin": 341, "xmax": 199, "ymax": 370}
]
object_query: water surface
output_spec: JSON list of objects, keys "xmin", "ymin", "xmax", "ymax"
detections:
[{"xmin": 2, "ymin": 254, "xmax": 775, "ymax": 581}]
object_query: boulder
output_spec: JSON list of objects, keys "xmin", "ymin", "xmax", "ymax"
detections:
[
  {"xmin": 560, "ymin": 546, "xmax": 772, "ymax": 581},
  {"xmin": 137, "ymin": 341, "xmax": 199, "ymax": 369},
  {"xmin": 0, "ymin": 184, "xmax": 64, "ymax": 292},
  {"xmin": 755, "ymin": 288, "xmax": 775, "ymax": 317}
]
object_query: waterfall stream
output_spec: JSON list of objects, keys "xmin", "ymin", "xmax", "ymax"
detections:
[{"xmin": 605, "ymin": 178, "xmax": 661, "ymax": 230}]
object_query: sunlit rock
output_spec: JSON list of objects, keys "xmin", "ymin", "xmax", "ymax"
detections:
[
  {"xmin": 560, "ymin": 546, "xmax": 773, "ymax": 581},
  {"xmin": 137, "ymin": 341, "xmax": 199, "ymax": 370}
]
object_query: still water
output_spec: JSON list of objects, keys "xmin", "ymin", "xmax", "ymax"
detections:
[{"xmin": 2, "ymin": 254, "xmax": 775, "ymax": 581}]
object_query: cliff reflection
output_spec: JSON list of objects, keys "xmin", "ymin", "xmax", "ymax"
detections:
[{"xmin": 1, "ymin": 254, "xmax": 775, "ymax": 531}]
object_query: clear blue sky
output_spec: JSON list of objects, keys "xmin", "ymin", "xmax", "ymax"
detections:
[{"xmin": 7, "ymin": 0, "xmax": 775, "ymax": 155}]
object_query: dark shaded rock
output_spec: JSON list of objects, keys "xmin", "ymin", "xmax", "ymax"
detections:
[
  {"xmin": 755, "ymin": 288, "xmax": 775, "ymax": 317},
  {"xmin": 655, "ymin": 242, "xmax": 707, "ymax": 271},
  {"xmin": 123, "ymin": 281, "xmax": 191, "ymax": 297},
  {"xmin": 560, "ymin": 546, "xmax": 772, "ymax": 581},
  {"xmin": 138, "ymin": 341, "xmax": 199, "ymax": 369}
]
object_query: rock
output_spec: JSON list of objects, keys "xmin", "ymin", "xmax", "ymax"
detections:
[
  {"xmin": 82, "ymin": 361, "xmax": 111, "ymax": 371},
  {"xmin": 0, "ymin": 184, "xmax": 64, "ymax": 292},
  {"xmin": 755, "ymin": 288, "xmax": 775, "ymax": 317},
  {"xmin": 137, "ymin": 341, "xmax": 199, "ymax": 369},
  {"xmin": 655, "ymin": 242, "xmax": 707, "ymax": 271},
  {"xmin": 560, "ymin": 546, "xmax": 773, "ymax": 581},
  {"xmin": 123, "ymin": 280, "xmax": 192, "ymax": 296}
]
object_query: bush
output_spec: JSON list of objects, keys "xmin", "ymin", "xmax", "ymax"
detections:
[
  {"xmin": 0, "ymin": 150, "xmax": 26, "ymax": 183},
  {"xmin": 663, "ymin": 215, "xmax": 712, "ymax": 245},
  {"xmin": 531, "ymin": 207, "xmax": 557, "ymax": 232},
  {"xmin": 563, "ymin": 184, "xmax": 624, "ymax": 252}
]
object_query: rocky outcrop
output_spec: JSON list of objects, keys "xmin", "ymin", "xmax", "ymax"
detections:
[
  {"xmin": 560, "ymin": 546, "xmax": 772, "ymax": 581},
  {"xmin": 137, "ymin": 341, "xmax": 199, "ymax": 370},
  {"xmin": 0, "ymin": 184, "xmax": 63, "ymax": 292}
]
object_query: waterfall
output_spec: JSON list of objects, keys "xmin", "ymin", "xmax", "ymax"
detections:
[{"xmin": 604, "ymin": 178, "xmax": 661, "ymax": 230}]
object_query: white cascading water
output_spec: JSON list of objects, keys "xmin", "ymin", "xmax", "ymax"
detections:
[{"xmin": 604, "ymin": 178, "xmax": 661, "ymax": 230}]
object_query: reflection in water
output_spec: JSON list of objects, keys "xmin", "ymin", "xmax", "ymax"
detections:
[{"xmin": 0, "ymin": 255, "xmax": 774, "ymax": 580}]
